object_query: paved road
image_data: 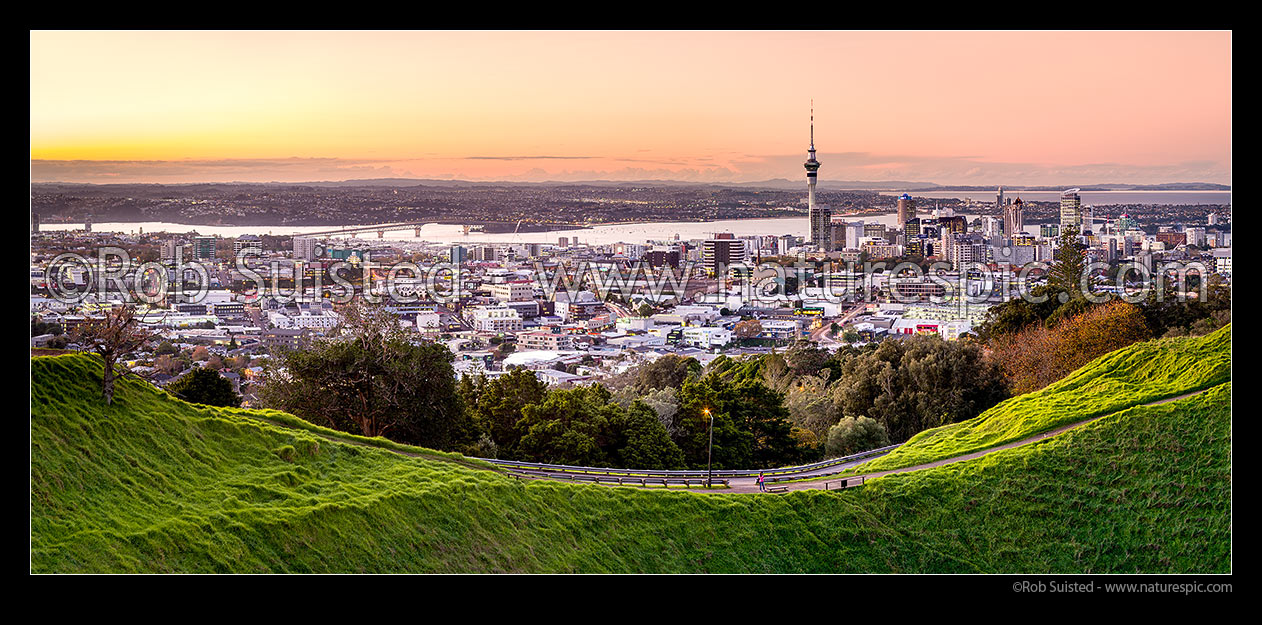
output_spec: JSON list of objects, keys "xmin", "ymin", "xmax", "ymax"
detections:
[{"xmin": 808, "ymin": 303, "xmax": 869, "ymax": 346}]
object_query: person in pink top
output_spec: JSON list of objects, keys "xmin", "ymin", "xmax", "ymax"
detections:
[{"xmin": 757, "ymin": 472, "xmax": 766, "ymax": 492}]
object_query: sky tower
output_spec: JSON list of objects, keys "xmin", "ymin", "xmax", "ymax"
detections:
[{"xmin": 805, "ymin": 103, "xmax": 831, "ymax": 250}]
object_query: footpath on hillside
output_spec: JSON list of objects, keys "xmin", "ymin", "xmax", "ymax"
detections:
[
  {"xmin": 237, "ymin": 385, "xmax": 1218, "ymax": 495},
  {"xmin": 716, "ymin": 387, "xmax": 1215, "ymax": 495}
]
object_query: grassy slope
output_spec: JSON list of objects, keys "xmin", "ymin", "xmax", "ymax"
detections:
[
  {"xmin": 852, "ymin": 325, "xmax": 1232, "ymax": 474},
  {"xmin": 31, "ymin": 353, "xmax": 1231, "ymax": 573}
]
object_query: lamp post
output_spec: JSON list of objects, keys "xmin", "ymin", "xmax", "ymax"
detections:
[{"xmin": 704, "ymin": 407, "xmax": 714, "ymax": 488}]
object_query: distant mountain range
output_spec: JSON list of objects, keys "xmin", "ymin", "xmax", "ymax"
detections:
[{"xmin": 30, "ymin": 178, "xmax": 1230, "ymax": 191}]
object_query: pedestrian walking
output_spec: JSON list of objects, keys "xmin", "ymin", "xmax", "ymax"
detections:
[{"xmin": 757, "ymin": 472, "xmax": 766, "ymax": 492}]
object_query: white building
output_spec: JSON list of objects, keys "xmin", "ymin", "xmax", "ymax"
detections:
[
  {"xmin": 680, "ymin": 326, "xmax": 732, "ymax": 349},
  {"xmin": 1213, "ymin": 248, "xmax": 1231, "ymax": 274},
  {"xmin": 467, "ymin": 304, "xmax": 524, "ymax": 333},
  {"xmin": 490, "ymin": 281, "xmax": 534, "ymax": 302}
]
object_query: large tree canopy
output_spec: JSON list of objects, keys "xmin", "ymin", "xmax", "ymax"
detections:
[
  {"xmin": 259, "ymin": 302, "xmax": 472, "ymax": 450},
  {"xmin": 167, "ymin": 367, "xmax": 241, "ymax": 408}
]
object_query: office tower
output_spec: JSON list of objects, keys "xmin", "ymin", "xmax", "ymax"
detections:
[
  {"xmin": 897, "ymin": 193, "xmax": 917, "ymax": 228},
  {"xmin": 702, "ymin": 233, "xmax": 747, "ymax": 277},
  {"xmin": 996, "ymin": 186, "xmax": 1004, "ymax": 209},
  {"xmin": 777, "ymin": 234, "xmax": 795, "ymax": 255},
  {"xmin": 804, "ymin": 104, "xmax": 832, "ymax": 250},
  {"xmin": 982, "ymin": 216, "xmax": 1003, "ymax": 238},
  {"xmin": 193, "ymin": 236, "xmax": 217, "ymax": 261},
  {"xmin": 1060, "ymin": 188, "xmax": 1083, "ymax": 231},
  {"xmin": 904, "ymin": 217, "xmax": 922, "ymax": 237},
  {"xmin": 1003, "ymin": 197, "xmax": 1025, "ymax": 239},
  {"xmin": 293, "ymin": 237, "xmax": 318, "ymax": 262},
  {"xmin": 449, "ymin": 245, "xmax": 466, "ymax": 265}
]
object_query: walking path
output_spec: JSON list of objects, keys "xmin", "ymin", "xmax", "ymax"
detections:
[
  {"xmin": 717, "ymin": 387, "xmax": 1214, "ymax": 494},
  {"xmin": 241, "ymin": 386, "xmax": 1215, "ymax": 495}
]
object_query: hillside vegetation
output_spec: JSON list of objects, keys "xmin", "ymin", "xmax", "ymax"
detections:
[
  {"xmin": 31, "ymin": 347, "xmax": 1231, "ymax": 573},
  {"xmin": 852, "ymin": 325, "xmax": 1231, "ymax": 474}
]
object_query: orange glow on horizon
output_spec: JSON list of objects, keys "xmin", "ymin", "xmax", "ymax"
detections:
[{"xmin": 30, "ymin": 31, "xmax": 1231, "ymax": 185}]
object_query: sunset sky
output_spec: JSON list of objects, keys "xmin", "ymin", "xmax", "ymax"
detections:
[{"xmin": 30, "ymin": 31, "xmax": 1231, "ymax": 186}]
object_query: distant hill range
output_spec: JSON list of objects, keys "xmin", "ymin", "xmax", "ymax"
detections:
[{"xmin": 30, "ymin": 178, "xmax": 1231, "ymax": 191}]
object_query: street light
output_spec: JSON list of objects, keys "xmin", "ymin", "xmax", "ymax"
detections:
[{"xmin": 704, "ymin": 407, "xmax": 714, "ymax": 488}]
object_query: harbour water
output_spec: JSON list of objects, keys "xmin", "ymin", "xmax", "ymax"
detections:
[{"xmin": 39, "ymin": 187, "xmax": 1229, "ymax": 246}]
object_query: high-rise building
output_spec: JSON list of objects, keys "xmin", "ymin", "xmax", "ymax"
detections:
[
  {"xmin": 777, "ymin": 234, "xmax": 795, "ymax": 256},
  {"xmin": 946, "ymin": 233, "xmax": 987, "ymax": 266},
  {"xmin": 982, "ymin": 216, "xmax": 1003, "ymax": 239},
  {"xmin": 193, "ymin": 236, "xmax": 217, "ymax": 261},
  {"xmin": 702, "ymin": 233, "xmax": 747, "ymax": 277},
  {"xmin": 996, "ymin": 186, "xmax": 1005, "ymax": 210},
  {"xmin": 938, "ymin": 216, "xmax": 968, "ymax": 260},
  {"xmin": 32, "ymin": 213, "xmax": 40, "ymax": 233},
  {"xmin": 293, "ymin": 237, "xmax": 318, "ymax": 262},
  {"xmin": 805, "ymin": 105, "xmax": 832, "ymax": 250},
  {"xmin": 896, "ymin": 193, "xmax": 917, "ymax": 228},
  {"xmin": 1060, "ymin": 188, "xmax": 1083, "ymax": 231},
  {"xmin": 449, "ymin": 245, "xmax": 466, "ymax": 266},
  {"xmin": 1003, "ymin": 197, "xmax": 1025, "ymax": 239},
  {"xmin": 903, "ymin": 217, "xmax": 922, "ymax": 237},
  {"xmin": 1186, "ymin": 227, "xmax": 1207, "ymax": 248},
  {"xmin": 234, "ymin": 235, "xmax": 263, "ymax": 258}
]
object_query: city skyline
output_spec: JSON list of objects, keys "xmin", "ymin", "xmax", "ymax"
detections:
[{"xmin": 31, "ymin": 30, "xmax": 1231, "ymax": 186}]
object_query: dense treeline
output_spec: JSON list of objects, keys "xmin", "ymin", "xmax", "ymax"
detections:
[{"xmin": 257, "ymin": 303, "xmax": 1012, "ymax": 469}]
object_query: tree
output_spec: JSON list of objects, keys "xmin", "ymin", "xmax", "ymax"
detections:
[
  {"xmin": 516, "ymin": 385, "xmax": 619, "ymax": 466},
  {"xmin": 167, "ymin": 367, "xmax": 241, "ymax": 407},
  {"xmin": 512, "ymin": 385, "xmax": 686, "ymax": 469},
  {"xmin": 612, "ymin": 401, "xmax": 686, "ymax": 469},
  {"xmin": 989, "ymin": 300, "xmax": 1152, "ymax": 395},
  {"xmin": 783, "ymin": 373, "xmax": 839, "ymax": 438},
  {"xmin": 258, "ymin": 301, "xmax": 472, "ymax": 449},
  {"xmin": 825, "ymin": 416, "xmax": 890, "ymax": 457},
  {"xmin": 632, "ymin": 354, "xmax": 701, "ymax": 392},
  {"xmin": 613, "ymin": 385, "xmax": 681, "ymax": 436},
  {"xmin": 674, "ymin": 372, "xmax": 800, "ymax": 470},
  {"xmin": 830, "ymin": 335, "xmax": 1008, "ymax": 442},
  {"xmin": 1049, "ymin": 225, "xmax": 1087, "ymax": 301},
  {"xmin": 69, "ymin": 306, "xmax": 158, "ymax": 405},
  {"xmin": 470, "ymin": 367, "xmax": 548, "ymax": 456},
  {"xmin": 734, "ymin": 319, "xmax": 763, "ymax": 339},
  {"xmin": 190, "ymin": 346, "xmax": 210, "ymax": 361},
  {"xmin": 153, "ymin": 354, "xmax": 183, "ymax": 376}
]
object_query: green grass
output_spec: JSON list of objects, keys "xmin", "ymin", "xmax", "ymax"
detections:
[
  {"xmin": 31, "ymin": 351, "xmax": 1231, "ymax": 573},
  {"xmin": 849, "ymin": 325, "xmax": 1232, "ymax": 475}
]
